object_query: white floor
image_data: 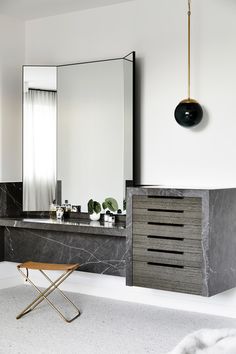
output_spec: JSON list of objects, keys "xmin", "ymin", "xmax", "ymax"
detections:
[
  {"xmin": 0, "ymin": 285, "xmax": 236, "ymax": 354},
  {"xmin": 2, "ymin": 261, "xmax": 236, "ymax": 319}
]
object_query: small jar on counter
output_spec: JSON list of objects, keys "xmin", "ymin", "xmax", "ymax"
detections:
[
  {"xmin": 108, "ymin": 213, "xmax": 115, "ymax": 224},
  {"xmin": 104, "ymin": 210, "xmax": 110, "ymax": 222},
  {"xmin": 56, "ymin": 207, "xmax": 64, "ymax": 220}
]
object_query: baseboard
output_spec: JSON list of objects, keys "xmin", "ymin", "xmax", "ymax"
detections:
[{"xmin": 1, "ymin": 261, "xmax": 236, "ymax": 319}]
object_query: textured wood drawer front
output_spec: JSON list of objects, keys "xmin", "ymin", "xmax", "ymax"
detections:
[
  {"xmin": 133, "ymin": 196, "xmax": 202, "ymax": 212},
  {"xmin": 133, "ymin": 261, "xmax": 202, "ymax": 283},
  {"xmin": 133, "ymin": 247, "xmax": 202, "ymax": 268},
  {"xmin": 133, "ymin": 234, "xmax": 202, "ymax": 254},
  {"xmin": 133, "ymin": 264, "xmax": 202, "ymax": 295},
  {"xmin": 133, "ymin": 222, "xmax": 201, "ymax": 240},
  {"xmin": 132, "ymin": 194, "xmax": 203, "ymax": 294},
  {"xmin": 133, "ymin": 209, "xmax": 201, "ymax": 226}
]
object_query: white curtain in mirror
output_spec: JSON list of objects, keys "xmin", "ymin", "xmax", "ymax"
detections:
[{"xmin": 23, "ymin": 89, "xmax": 56, "ymax": 210}]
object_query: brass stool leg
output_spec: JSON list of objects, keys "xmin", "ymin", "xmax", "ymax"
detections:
[
  {"xmin": 40, "ymin": 270, "xmax": 80, "ymax": 313},
  {"xmin": 17, "ymin": 267, "xmax": 80, "ymax": 323},
  {"xmin": 16, "ymin": 268, "xmax": 71, "ymax": 318}
]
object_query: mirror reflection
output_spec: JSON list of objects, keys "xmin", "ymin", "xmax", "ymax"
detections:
[
  {"xmin": 23, "ymin": 53, "xmax": 134, "ymax": 212},
  {"xmin": 23, "ymin": 66, "xmax": 57, "ymax": 210}
]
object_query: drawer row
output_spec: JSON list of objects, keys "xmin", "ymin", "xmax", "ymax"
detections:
[
  {"xmin": 132, "ymin": 195, "xmax": 202, "ymax": 212},
  {"xmin": 133, "ymin": 262, "xmax": 202, "ymax": 295},
  {"xmin": 132, "ymin": 196, "xmax": 203, "ymax": 295},
  {"xmin": 133, "ymin": 234, "xmax": 202, "ymax": 268}
]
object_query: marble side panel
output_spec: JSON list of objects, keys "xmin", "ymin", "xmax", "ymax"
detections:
[
  {"xmin": 208, "ymin": 189, "xmax": 236, "ymax": 296},
  {"xmin": 0, "ymin": 182, "xmax": 22, "ymax": 217},
  {"xmin": 4, "ymin": 227, "xmax": 127, "ymax": 276},
  {"xmin": 0, "ymin": 227, "xmax": 4, "ymax": 261}
]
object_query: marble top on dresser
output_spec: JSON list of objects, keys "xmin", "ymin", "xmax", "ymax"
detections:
[{"xmin": 0, "ymin": 217, "xmax": 127, "ymax": 237}]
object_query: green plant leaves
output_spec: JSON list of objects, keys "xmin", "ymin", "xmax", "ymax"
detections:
[
  {"xmin": 88, "ymin": 199, "xmax": 94, "ymax": 214},
  {"xmin": 94, "ymin": 201, "xmax": 101, "ymax": 214},
  {"xmin": 102, "ymin": 201, "xmax": 108, "ymax": 210},
  {"xmin": 103, "ymin": 197, "xmax": 118, "ymax": 212},
  {"xmin": 89, "ymin": 197, "xmax": 118, "ymax": 214},
  {"xmin": 87, "ymin": 199, "xmax": 101, "ymax": 214}
]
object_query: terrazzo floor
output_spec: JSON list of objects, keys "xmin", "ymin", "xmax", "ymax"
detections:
[{"xmin": 0, "ymin": 285, "xmax": 236, "ymax": 354}]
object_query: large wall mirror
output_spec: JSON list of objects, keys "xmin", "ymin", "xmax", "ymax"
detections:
[{"xmin": 23, "ymin": 52, "xmax": 134, "ymax": 212}]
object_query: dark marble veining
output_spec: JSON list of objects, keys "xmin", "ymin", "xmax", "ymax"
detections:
[
  {"xmin": 4, "ymin": 227, "xmax": 127, "ymax": 276},
  {"xmin": 0, "ymin": 182, "xmax": 22, "ymax": 217},
  {"xmin": 126, "ymin": 186, "xmax": 236, "ymax": 296}
]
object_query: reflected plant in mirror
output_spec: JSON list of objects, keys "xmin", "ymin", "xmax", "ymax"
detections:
[{"xmin": 23, "ymin": 52, "xmax": 135, "ymax": 214}]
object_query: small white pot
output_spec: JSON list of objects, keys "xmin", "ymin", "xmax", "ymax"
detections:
[{"xmin": 89, "ymin": 212, "xmax": 101, "ymax": 221}]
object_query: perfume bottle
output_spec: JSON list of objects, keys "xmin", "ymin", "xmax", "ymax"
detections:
[
  {"xmin": 62, "ymin": 200, "xmax": 71, "ymax": 219},
  {"xmin": 49, "ymin": 200, "xmax": 57, "ymax": 219}
]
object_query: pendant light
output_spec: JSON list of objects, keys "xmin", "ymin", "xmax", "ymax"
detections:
[{"xmin": 174, "ymin": 0, "xmax": 203, "ymax": 127}]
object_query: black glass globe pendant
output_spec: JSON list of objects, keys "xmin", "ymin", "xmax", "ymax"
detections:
[
  {"xmin": 175, "ymin": 99, "xmax": 203, "ymax": 127},
  {"xmin": 175, "ymin": 0, "xmax": 203, "ymax": 128}
]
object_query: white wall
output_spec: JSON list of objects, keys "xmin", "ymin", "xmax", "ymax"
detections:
[
  {"xmin": 25, "ymin": 0, "xmax": 236, "ymax": 188},
  {"xmin": 0, "ymin": 15, "xmax": 25, "ymax": 181},
  {"xmin": 23, "ymin": 0, "xmax": 236, "ymax": 315}
]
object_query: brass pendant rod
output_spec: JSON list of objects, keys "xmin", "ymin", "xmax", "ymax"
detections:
[{"xmin": 188, "ymin": 0, "xmax": 191, "ymax": 100}]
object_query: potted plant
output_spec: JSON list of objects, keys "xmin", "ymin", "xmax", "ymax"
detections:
[
  {"xmin": 87, "ymin": 199, "xmax": 101, "ymax": 221},
  {"xmin": 102, "ymin": 197, "xmax": 119, "ymax": 213}
]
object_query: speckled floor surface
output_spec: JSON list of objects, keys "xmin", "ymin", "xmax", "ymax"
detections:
[{"xmin": 0, "ymin": 285, "xmax": 236, "ymax": 354}]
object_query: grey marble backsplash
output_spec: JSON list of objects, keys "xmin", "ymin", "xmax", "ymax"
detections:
[{"xmin": 0, "ymin": 182, "xmax": 22, "ymax": 217}]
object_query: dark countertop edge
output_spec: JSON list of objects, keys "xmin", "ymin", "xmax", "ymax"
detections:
[
  {"xmin": 0, "ymin": 218, "xmax": 127, "ymax": 238},
  {"xmin": 130, "ymin": 186, "xmax": 236, "ymax": 191}
]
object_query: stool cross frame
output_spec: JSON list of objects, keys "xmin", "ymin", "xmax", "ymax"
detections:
[{"xmin": 16, "ymin": 261, "xmax": 80, "ymax": 323}]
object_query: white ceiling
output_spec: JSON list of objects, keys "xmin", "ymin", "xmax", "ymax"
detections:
[{"xmin": 0, "ymin": 0, "xmax": 134, "ymax": 21}]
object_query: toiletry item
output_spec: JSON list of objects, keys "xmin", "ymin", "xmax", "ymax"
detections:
[
  {"xmin": 62, "ymin": 199, "xmax": 71, "ymax": 219},
  {"xmin": 104, "ymin": 210, "xmax": 110, "ymax": 222},
  {"xmin": 49, "ymin": 200, "xmax": 57, "ymax": 219},
  {"xmin": 71, "ymin": 205, "xmax": 81, "ymax": 213},
  {"xmin": 56, "ymin": 207, "xmax": 64, "ymax": 220},
  {"xmin": 108, "ymin": 213, "xmax": 115, "ymax": 224}
]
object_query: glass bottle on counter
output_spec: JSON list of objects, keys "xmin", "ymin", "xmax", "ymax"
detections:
[
  {"xmin": 49, "ymin": 200, "xmax": 57, "ymax": 219},
  {"xmin": 62, "ymin": 200, "xmax": 72, "ymax": 219}
]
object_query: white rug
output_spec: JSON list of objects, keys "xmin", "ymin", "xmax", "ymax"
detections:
[
  {"xmin": 169, "ymin": 328, "xmax": 236, "ymax": 354},
  {"xmin": 1, "ymin": 286, "xmax": 236, "ymax": 354}
]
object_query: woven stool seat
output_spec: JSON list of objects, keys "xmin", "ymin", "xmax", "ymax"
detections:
[
  {"xmin": 18, "ymin": 261, "xmax": 79, "ymax": 272},
  {"xmin": 16, "ymin": 260, "xmax": 80, "ymax": 323}
]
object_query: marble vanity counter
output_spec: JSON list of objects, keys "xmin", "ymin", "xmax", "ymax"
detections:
[{"xmin": 0, "ymin": 217, "xmax": 127, "ymax": 237}]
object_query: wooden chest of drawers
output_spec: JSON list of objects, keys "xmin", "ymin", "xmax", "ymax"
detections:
[{"xmin": 126, "ymin": 187, "xmax": 236, "ymax": 296}]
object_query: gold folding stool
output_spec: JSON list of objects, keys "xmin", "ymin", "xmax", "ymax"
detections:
[{"xmin": 16, "ymin": 261, "xmax": 80, "ymax": 323}]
